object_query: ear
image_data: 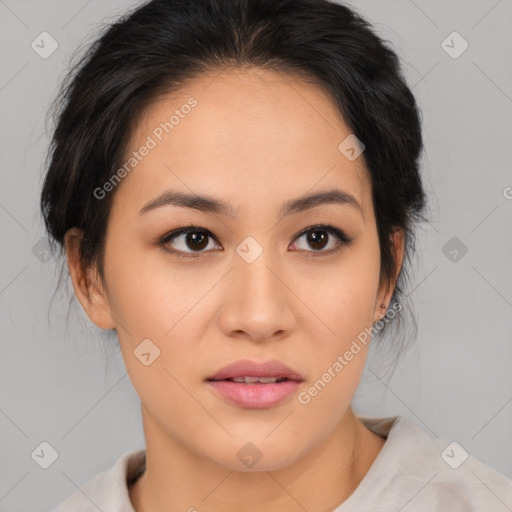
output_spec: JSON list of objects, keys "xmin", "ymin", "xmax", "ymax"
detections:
[
  {"xmin": 64, "ymin": 227, "xmax": 116, "ymax": 330},
  {"xmin": 373, "ymin": 228, "xmax": 405, "ymax": 323}
]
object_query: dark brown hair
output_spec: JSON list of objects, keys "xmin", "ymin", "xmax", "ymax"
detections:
[{"xmin": 40, "ymin": 0, "xmax": 429, "ymax": 373}]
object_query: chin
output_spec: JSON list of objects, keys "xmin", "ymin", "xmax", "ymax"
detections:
[{"xmin": 204, "ymin": 441, "xmax": 306, "ymax": 473}]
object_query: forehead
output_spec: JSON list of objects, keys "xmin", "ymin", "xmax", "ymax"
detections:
[{"xmin": 118, "ymin": 67, "xmax": 372, "ymax": 219}]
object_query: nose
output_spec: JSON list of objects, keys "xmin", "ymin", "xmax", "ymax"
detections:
[{"xmin": 217, "ymin": 248, "xmax": 296, "ymax": 343}]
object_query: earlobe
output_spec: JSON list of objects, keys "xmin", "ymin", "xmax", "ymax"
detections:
[{"xmin": 64, "ymin": 227, "xmax": 116, "ymax": 330}]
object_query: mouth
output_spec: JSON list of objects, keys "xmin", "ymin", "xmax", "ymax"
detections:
[
  {"xmin": 205, "ymin": 359, "xmax": 304, "ymax": 409},
  {"xmin": 205, "ymin": 358, "xmax": 305, "ymax": 383},
  {"xmin": 207, "ymin": 376, "xmax": 292, "ymax": 384},
  {"xmin": 205, "ymin": 378, "xmax": 302, "ymax": 409}
]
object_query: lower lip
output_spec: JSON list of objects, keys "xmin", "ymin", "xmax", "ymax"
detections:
[{"xmin": 206, "ymin": 379, "xmax": 302, "ymax": 408}]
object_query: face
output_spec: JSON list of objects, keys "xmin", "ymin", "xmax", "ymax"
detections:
[{"xmin": 67, "ymin": 67, "xmax": 402, "ymax": 471}]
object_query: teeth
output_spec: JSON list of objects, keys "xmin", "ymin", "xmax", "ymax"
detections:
[{"xmin": 230, "ymin": 376, "xmax": 284, "ymax": 383}]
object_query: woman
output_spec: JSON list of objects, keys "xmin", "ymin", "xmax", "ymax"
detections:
[{"xmin": 41, "ymin": 0, "xmax": 512, "ymax": 510}]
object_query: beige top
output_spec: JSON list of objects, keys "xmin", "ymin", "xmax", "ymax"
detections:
[{"xmin": 52, "ymin": 415, "xmax": 512, "ymax": 511}]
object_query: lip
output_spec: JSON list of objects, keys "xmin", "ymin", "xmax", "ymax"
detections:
[
  {"xmin": 206, "ymin": 380, "xmax": 302, "ymax": 408},
  {"xmin": 205, "ymin": 359, "xmax": 305, "ymax": 409},
  {"xmin": 206, "ymin": 359, "xmax": 305, "ymax": 381}
]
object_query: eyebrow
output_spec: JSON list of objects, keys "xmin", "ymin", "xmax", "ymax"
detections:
[{"xmin": 139, "ymin": 188, "xmax": 363, "ymax": 219}]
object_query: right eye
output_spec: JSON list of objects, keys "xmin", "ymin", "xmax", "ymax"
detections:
[{"xmin": 158, "ymin": 226, "xmax": 221, "ymax": 258}]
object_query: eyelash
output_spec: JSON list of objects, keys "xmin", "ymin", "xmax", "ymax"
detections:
[{"xmin": 157, "ymin": 223, "xmax": 354, "ymax": 259}]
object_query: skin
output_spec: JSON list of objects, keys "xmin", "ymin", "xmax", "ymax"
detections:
[{"xmin": 65, "ymin": 67, "xmax": 404, "ymax": 512}]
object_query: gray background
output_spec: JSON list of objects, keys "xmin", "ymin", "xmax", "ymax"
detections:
[{"xmin": 0, "ymin": 0, "xmax": 511, "ymax": 510}]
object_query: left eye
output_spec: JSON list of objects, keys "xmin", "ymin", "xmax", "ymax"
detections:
[
  {"xmin": 292, "ymin": 224, "xmax": 354, "ymax": 253},
  {"xmin": 158, "ymin": 224, "xmax": 353, "ymax": 257}
]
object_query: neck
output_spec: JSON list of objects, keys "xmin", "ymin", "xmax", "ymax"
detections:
[{"xmin": 130, "ymin": 405, "xmax": 385, "ymax": 512}]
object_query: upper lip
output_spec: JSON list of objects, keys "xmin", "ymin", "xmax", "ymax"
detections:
[{"xmin": 206, "ymin": 359, "xmax": 305, "ymax": 381}]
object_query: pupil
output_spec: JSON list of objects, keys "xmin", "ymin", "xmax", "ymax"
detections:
[
  {"xmin": 308, "ymin": 230, "xmax": 327, "ymax": 250},
  {"xmin": 187, "ymin": 232, "xmax": 208, "ymax": 251}
]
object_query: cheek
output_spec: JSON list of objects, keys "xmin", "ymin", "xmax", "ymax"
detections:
[
  {"xmin": 103, "ymin": 239, "xmax": 202, "ymax": 338},
  {"xmin": 295, "ymin": 263, "xmax": 379, "ymax": 429},
  {"xmin": 314, "ymin": 246, "xmax": 380, "ymax": 336},
  {"xmin": 300, "ymin": 241, "xmax": 381, "ymax": 392}
]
